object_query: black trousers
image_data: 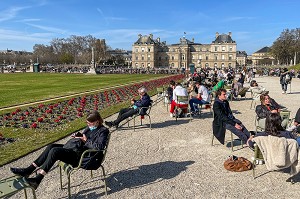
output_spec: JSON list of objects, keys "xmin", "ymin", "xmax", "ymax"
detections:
[
  {"xmin": 33, "ymin": 144, "xmax": 80, "ymax": 173},
  {"xmin": 225, "ymin": 119, "xmax": 250, "ymax": 143},
  {"xmin": 114, "ymin": 107, "xmax": 139, "ymax": 125}
]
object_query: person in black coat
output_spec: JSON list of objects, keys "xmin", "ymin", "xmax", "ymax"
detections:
[
  {"xmin": 10, "ymin": 110, "xmax": 109, "ymax": 189},
  {"xmin": 212, "ymin": 88, "xmax": 251, "ymax": 145}
]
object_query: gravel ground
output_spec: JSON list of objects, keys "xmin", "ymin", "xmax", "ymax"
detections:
[{"xmin": 1, "ymin": 76, "xmax": 300, "ymax": 199}]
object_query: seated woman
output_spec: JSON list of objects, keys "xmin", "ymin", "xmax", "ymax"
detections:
[
  {"xmin": 255, "ymin": 94, "xmax": 288, "ymax": 129},
  {"xmin": 10, "ymin": 110, "xmax": 109, "ymax": 189},
  {"xmin": 248, "ymin": 113, "xmax": 299, "ymax": 148}
]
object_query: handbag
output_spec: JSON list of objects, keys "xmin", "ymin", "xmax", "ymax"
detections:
[
  {"xmin": 224, "ymin": 155, "xmax": 252, "ymax": 172},
  {"xmin": 63, "ymin": 138, "xmax": 85, "ymax": 154}
]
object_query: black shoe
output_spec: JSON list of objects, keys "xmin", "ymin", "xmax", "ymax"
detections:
[
  {"xmin": 105, "ymin": 121, "xmax": 113, "ymax": 128},
  {"xmin": 250, "ymin": 131, "xmax": 256, "ymax": 136},
  {"xmin": 10, "ymin": 167, "xmax": 31, "ymax": 177},
  {"xmin": 23, "ymin": 177, "xmax": 40, "ymax": 190}
]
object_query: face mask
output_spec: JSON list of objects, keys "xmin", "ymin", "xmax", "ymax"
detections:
[{"xmin": 89, "ymin": 126, "xmax": 97, "ymax": 131}]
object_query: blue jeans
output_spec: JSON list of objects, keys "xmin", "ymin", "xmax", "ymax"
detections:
[{"xmin": 189, "ymin": 98, "xmax": 209, "ymax": 112}]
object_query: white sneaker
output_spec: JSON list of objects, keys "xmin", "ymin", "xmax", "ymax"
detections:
[
  {"xmin": 170, "ymin": 113, "xmax": 174, "ymax": 118},
  {"xmin": 282, "ymin": 91, "xmax": 286, "ymax": 94}
]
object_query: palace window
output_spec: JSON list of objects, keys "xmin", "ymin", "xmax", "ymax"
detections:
[
  {"xmin": 214, "ymin": 54, "xmax": 218, "ymax": 60},
  {"xmin": 229, "ymin": 54, "xmax": 232, "ymax": 60},
  {"xmin": 148, "ymin": 48, "xmax": 151, "ymax": 52},
  {"xmin": 135, "ymin": 56, "xmax": 138, "ymax": 60},
  {"xmin": 135, "ymin": 48, "xmax": 138, "ymax": 52},
  {"xmin": 229, "ymin": 46, "xmax": 233, "ymax": 51},
  {"xmin": 221, "ymin": 54, "xmax": 225, "ymax": 60},
  {"xmin": 141, "ymin": 47, "xmax": 145, "ymax": 52},
  {"xmin": 142, "ymin": 55, "xmax": 144, "ymax": 60},
  {"xmin": 147, "ymin": 54, "xmax": 151, "ymax": 60},
  {"xmin": 215, "ymin": 46, "xmax": 218, "ymax": 51},
  {"xmin": 206, "ymin": 56, "xmax": 208, "ymax": 60},
  {"xmin": 222, "ymin": 46, "xmax": 225, "ymax": 51}
]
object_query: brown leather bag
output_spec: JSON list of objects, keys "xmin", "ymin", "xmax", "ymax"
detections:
[{"xmin": 224, "ymin": 156, "xmax": 253, "ymax": 172}]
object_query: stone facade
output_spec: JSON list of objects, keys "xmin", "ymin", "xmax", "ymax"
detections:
[
  {"xmin": 251, "ymin": 46, "xmax": 276, "ymax": 65},
  {"xmin": 132, "ymin": 32, "xmax": 236, "ymax": 69},
  {"xmin": 236, "ymin": 51, "xmax": 247, "ymax": 66}
]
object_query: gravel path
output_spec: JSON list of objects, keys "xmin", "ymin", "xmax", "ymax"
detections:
[{"xmin": 1, "ymin": 76, "xmax": 300, "ymax": 199}]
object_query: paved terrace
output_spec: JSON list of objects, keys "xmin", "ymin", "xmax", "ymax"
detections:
[{"xmin": 1, "ymin": 76, "xmax": 300, "ymax": 199}]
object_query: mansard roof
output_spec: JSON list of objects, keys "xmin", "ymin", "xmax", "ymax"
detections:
[
  {"xmin": 236, "ymin": 51, "xmax": 247, "ymax": 57},
  {"xmin": 134, "ymin": 35, "xmax": 157, "ymax": 45},
  {"xmin": 254, "ymin": 46, "xmax": 270, "ymax": 53},
  {"xmin": 213, "ymin": 34, "xmax": 235, "ymax": 44}
]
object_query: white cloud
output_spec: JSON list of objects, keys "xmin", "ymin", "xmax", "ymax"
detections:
[
  {"xmin": 222, "ymin": 16, "xmax": 256, "ymax": 22},
  {"xmin": 26, "ymin": 23, "xmax": 67, "ymax": 34},
  {"xmin": 16, "ymin": 18, "xmax": 41, "ymax": 22},
  {"xmin": 0, "ymin": 6, "xmax": 30, "ymax": 22}
]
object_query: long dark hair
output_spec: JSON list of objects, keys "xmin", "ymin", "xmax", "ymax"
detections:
[
  {"xmin": 265, "ymin": 113, "xmax": 284, "ymax": 136},
  {"xmin": 86, "ymin": 110, "xmax": 103, "ymax": 125}
]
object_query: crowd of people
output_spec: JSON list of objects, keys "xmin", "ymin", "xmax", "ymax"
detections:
[{"xmin": 6, "ymin": 66, "xmax": 300, "ymax": 194}]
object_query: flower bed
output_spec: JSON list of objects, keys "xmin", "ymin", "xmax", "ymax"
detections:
[{"xmin": 0, "ymin": 75, "xmax": 184, "ymax": 130}]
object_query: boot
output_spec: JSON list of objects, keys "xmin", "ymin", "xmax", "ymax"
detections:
[
  {"xmin": 23, "ymin": 174, "xmax": 44, "ymax": 190},
  {"xmin": 10, "ymin": 165, "xmax": 35, "ymax": 177}
]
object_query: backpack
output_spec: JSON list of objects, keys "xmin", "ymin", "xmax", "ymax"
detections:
[
  {"xmin": 285, "ymin": 73, "xmax": 291, "ymax": 83},
  {"xmin": 224, "ymin": 155, "xmax": 252, "ymax": 172}
]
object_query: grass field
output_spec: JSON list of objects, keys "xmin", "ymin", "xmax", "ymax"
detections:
[
  {"xmin": 0, "ymin": 73, "xmax": 166, "ymax": 108},
  {"xmin": 0, "ymin": 73, "xmax": 172, "ymax": 166}
]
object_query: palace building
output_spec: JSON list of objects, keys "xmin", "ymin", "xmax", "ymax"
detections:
[{"xmin": 131, "ymin": 32, "xmax": 237, "ymax": 69}]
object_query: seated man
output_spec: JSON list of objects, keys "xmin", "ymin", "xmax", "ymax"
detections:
[
  {"xmin": 189, "ymin": 81, "xmax": 210, "ymax": 114},
  {"xmin": 169, "ymin": 82, "xmax": 188, "ymax": 117},
  {"xmin": 105, "ymin": 87, "xmax": 151, "ymax": 127},
  {"xmin": 212, "ymin": 88, "xmax": 251, "ymax": 145}
]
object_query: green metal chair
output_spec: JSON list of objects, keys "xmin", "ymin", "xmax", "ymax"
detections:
[
  {"xmin": 59, "ymin": 133, "xmax": 111, "ymax": 199},
  {"xmin": 174, "ymin": 95, "xmax": 192, "ymax": 122},
  {"xmin": 252, "ymin": 144, "xmax": 264, "ymax": 179},
  {"xmin": 211, "ymin": 131, "xmax": 243, "ymax": 152},
  {"xmin": 0, "ymin": 175, "xmax": 36, "ymax": 199},
  {"xmin": 127, "ymin": 100, "xmax": 153, "ymax": 131}
]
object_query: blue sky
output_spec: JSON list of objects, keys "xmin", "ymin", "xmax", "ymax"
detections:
[{"xmin": 0, "ymin": 0, "xmax": 299, "ymax": 55}]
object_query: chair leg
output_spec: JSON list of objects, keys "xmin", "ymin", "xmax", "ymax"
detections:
[
  {"xmin": 231, "ymin": 132, "xmax": 234, "ymax": 152},
  {"xmin": 148, "ymin": 116, "xmax": 152, "ymax": 129},
  {"xmin": 100, "ymin": 165, "xmax": 108, "ymax": 196},
  {"xmin": 24, "ymin": 188, "xmax": 28, "ymax": 199},
  {"xmin": 67, "ymin": 174, "xmax": 71, "ymax": 199},
  {"xmin": 59, "ymin": 166, "xmax": 63, "ymax": 189},
  {"xmin": 211, "ymin": 134, "xmax": 214, "ymax": 146},
  {"xmin": 91, "ymin": 170, "xmax": 93, "ymax": 178},
  {"xmin": 133, "ymin": 116, "xmax": 136, "ymax": 131},
  {"xmin": 252, "ymin": 160, "xmax": 256, "ymax": 179}
]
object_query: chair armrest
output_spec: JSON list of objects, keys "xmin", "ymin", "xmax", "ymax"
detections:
[{"xmin": 76, "ymin": 148, "xmax": 105, "ymax": 169}]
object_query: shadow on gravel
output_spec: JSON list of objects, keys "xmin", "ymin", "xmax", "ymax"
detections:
[
  {"xmin": 150, "ymin": 119, "xmax": 190, "ymax": 128},
  {"xmin": 107, "ymin": 160, "xmax": 195, "ymax": 194}
]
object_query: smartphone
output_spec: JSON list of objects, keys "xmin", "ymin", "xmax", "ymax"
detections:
[{"xmin": 75, "ymin": 132, "xmax": 83, "ymax": 137}]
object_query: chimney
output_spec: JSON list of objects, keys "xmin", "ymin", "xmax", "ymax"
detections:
[
  {"xmin": 216, "ymin": 32, "xmax": 219, "ymax": 38},
  {"xmin": 157, "ymin": 37, "xmax": 160, "ymax": 42},
  {"xmin": 138, "ymin": 34, "xmax": 142, "ymax": 38},
  {"xmin": 149, "ymin": 34, "xmax": 153, "ymax": 39},
  {"xmin": 192, "ymin": 38, "xmax": 194, "ymax": 43},
  {"xmin": 228, "ymin": 32, "xmax": 232, "ymax": 37}
]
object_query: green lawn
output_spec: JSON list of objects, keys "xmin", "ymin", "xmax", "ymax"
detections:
[
  {"xmin": 0, "ymin": 73, "xmax": 173, "ymax": 166},
  {"xmin": 0, "ymin": 73, "xmax": 165, "ymax": 108}
]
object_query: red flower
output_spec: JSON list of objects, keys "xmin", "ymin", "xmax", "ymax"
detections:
[
  {"xmin": 48, "ymin": 105, "xmax": 54, "ymax": 109},
  {"xmin": 46, "ymin": 109, "xmax": 52, "ymax": 114},
  {"xmin": 31, "ymin": 122, "xmax": 37, "ymax": 128},
  {"xmin": 16, "ymin": 108, "xmax": 21, "ymax": 112},
  {"xmin": 25, "ymin": 111, "xmax": 29, "ymax": 115},
  {"xmin": 11, "ymin": 111, "xmax": 16, "ymax": 115},
  {"xmin": 54, "ymin": 119, "xmax": 60, "ymax": 123},
  {"xmin": 37, "ymin": 117, "xmax": 43, "ymax": 122},
  {"xmin": 20, "ymin": 116, "xmax": 25, "ymax": 120},
  {"xmin": 38, "ymin": 104, "xmax": 44, "ymax": 108}
]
